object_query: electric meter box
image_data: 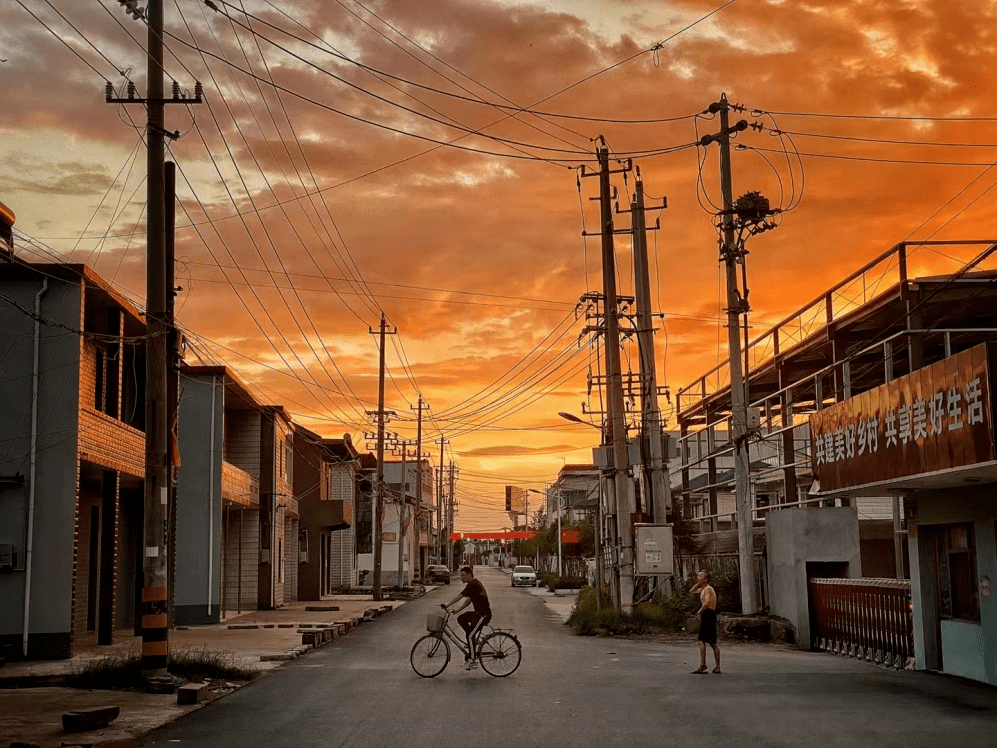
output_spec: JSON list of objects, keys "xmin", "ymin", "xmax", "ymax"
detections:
[{"xmin": 634, "ymin": 524, "xmax": 673, "ymax": 575}]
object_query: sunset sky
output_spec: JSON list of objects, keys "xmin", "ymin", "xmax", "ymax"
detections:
[{"xmin": 4, "ymin": 0, "xmax": 997, "ymax": 532}]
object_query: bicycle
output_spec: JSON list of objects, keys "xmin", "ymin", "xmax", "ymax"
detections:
[{"xmin": 410, "ymin": 605, "xmax": 522, "ymax": 678}]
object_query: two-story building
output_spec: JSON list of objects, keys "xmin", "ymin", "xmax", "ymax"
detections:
[
  {"xmin": 174, "ymin": 366, "xmax": 263, "ymax": 624},
  {"xmin": 293, "ymin": 428, "xmax": 358, "ymax": 599},
  {"xmin": 0, "ymin": 210, "xmax": 147, "ymax": 658}
]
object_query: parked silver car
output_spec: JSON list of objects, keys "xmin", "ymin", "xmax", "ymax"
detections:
[{"xmin": 511, "ymin": 565, "xmax": 538, "ymax": 587}]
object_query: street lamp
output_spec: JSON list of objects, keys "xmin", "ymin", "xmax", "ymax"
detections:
[{"xmin": 558, "ymin": 411, "xmax": 602, "ymax": 430}]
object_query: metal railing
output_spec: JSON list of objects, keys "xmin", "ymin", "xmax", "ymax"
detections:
[
  {"xmin": 676, "ymin": 239, "xmax": 997, "ymax": 417},
  {"xmin": 809, "ymin": 577, "xmax": 914, "ymax": 670}
]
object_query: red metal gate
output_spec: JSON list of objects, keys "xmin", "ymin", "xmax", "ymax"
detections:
[{"xmin": 809, "ymin": 577, "xmax": 914, "ymax": 670}]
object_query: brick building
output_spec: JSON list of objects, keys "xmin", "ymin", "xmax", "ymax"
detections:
[
  {"xmin": 293, "ymin": 428, "xmax": 358, "ymax": 598},
  {"xmin": 0, "ymin": 221, "xmax": 147, "ymax": 658}
]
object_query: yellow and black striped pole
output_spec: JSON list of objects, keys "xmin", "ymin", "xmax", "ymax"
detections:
[{"xmin": 141, "ymin": 585, "xmax": 169, "ymax": 673}]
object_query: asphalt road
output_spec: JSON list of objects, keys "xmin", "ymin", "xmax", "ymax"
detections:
[{"xmin": 138, "ymin": 567, "xmax": 997, "ymax": 748}]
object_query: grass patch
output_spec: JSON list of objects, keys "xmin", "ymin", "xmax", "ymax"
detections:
[
  {"xmin": 66, "ymin": 646, "xmax": 259, "ymax": 690},
  {"xmin": 567, "ymin": 581, "xmax": 700, "ymax": 636}
]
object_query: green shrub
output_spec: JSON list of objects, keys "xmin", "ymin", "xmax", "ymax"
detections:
[
  {"xmin": 568, "ymin": 579, "xmax": 705, "ymax": 636},
  {"xmin": 66, "ymin": 646, "xmax": 258, "ymax": 690}
]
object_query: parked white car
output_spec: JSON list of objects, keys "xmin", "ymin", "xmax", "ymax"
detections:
[{"xmin": 511, "ymin": 565, "xmax": 538, "ymax": 587}]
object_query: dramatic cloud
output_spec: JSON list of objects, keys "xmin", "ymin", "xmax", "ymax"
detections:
[{"xmin": 4, "ymin": 0, "xmax": 997, "ymax": 529}]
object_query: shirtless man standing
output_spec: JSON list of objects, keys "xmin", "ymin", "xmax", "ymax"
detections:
[{"xmin": 690, "ymin": 570, "xmax": 721, "ymax": 674}]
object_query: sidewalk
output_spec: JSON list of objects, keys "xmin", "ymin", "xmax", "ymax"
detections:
[
  {"xmin": 525, "ymin": 586, "xmax": 579, "ymax": 623},
  {"xmin": 0, "ymin": 594, "xmax": 414, "ymax": 748}
]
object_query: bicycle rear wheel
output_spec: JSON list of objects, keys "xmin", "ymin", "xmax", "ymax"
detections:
[
  {"xmin": 411, "ymin": 634, "xmax": 450, "ymax": 678},
  {"xmin": 478, "ymin": 632, "xmax": 521, "ymax": 677}
]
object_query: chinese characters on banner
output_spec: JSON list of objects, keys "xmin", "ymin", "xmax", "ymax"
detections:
[{"xmin": 809, "ymin": 343, "xmax": 995, "ymax": 493}]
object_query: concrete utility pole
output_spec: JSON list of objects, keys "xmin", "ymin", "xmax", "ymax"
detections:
[
  {"xmin": 630, "ymin": 171, "xmax": 671, "ymax": 524},
  {"xmin": 397, "ymin": 443, "xmax": 408, "ymax": 588},
  {"xmin": 369, "ymin": 313, "xmax": 396, "ymax": 602},
  {"xmin": 715, "ymin": 94, "xmax": 757, "ymax": 614},
  {"xmin": 447, "ymin": 461, "xmax": 456, "ymax": 566},
  {"xmin": 105, "ymin": 0, "xmax": 200, "ymax": 681},
  {"xmin": 411, "ymin": 397, "xmax": 426, "ymax": 578},
  {"xmin": 141, "ymin": 0, "xmax": 169, "ymax": 680},
  {"xmin": 436, "ymin": 436, "xmax": 447, "ymax": 565},
  {"xmin": 597, "ymin": 144, "xmax": 636, "ymax": 614}
]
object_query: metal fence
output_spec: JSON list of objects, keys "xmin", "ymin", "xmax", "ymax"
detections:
[{"xmin": 809, "ymin": 577, "xmax": 914, "ymax": 670}]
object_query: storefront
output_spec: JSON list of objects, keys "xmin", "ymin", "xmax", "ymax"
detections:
[{"xmin": 811, "ymin": 342, "xmax": 997, "ymax": 684}]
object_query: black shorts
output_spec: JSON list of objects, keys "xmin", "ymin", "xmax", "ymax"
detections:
[
  {"xmin": 698, "ymin": 609, "xmax": 718, "ymax": 645},
  {"xmin": 457, "ymin": 610, "xmax": 491, "ymax": 635}
]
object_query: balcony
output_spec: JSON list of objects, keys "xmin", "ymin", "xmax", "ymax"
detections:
[
  {"xmin": 222, "ymin": 461, "xmax": 259, "ymax": 507},
  {"xmin": 309, "ymin": 498, "xmax": 353, "ymax": 530}
]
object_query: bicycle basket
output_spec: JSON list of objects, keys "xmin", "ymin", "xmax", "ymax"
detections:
[{"xmin": 426, "ymin": 612, "xmax": 446, "ymax": 633}]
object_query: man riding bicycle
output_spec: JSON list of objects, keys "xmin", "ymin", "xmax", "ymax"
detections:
[{"xmin": 443, "ymin": 565, "xmax": 491, "ymax": 670}]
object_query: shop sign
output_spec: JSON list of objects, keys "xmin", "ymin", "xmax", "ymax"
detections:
[{"xmin": 810, "ymin": 343, "xmax": 996, "ymax": 492}]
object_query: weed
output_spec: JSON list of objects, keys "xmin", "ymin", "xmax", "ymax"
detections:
[{"xmin": 66, "ymin": 646, "xmax": 258, "ymax": 690}]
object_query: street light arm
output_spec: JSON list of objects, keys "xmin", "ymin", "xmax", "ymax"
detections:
[{"xmin": 557, "ymin": 411, "xmax": 601, "ymax": 430}]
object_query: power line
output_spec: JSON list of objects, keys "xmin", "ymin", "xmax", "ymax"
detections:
[
  {"xmin": 736, "ymin": 144, "xmax": 997, "ymax": 168},
  {"xmin": 751, "ymin": 107, "xmax": 997, "ymax": 122}
]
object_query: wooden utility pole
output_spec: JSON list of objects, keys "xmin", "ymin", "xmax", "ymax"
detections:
[
  {"xmin": 716, "ymin": 94, "xmax": 758, "ymax": 614},
  {"xmin": 369, "ymin": 313, "xmax": 396, "ymax": 601},
  {"xmin": 630, "ymin": 170, "xmax": 671, "ymax": 524},
  {"xmin": 597, "ymin": 143, "xmax": 636, "ymax": 614}
]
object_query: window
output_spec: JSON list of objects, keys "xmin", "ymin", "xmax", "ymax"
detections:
[
  {"xmin": 936, "ymin": 523, "xmax": 980, "ymax": 622},
  {"xmin": 285, "ymin": 441, "xmax": 293, "ymax": 482}
]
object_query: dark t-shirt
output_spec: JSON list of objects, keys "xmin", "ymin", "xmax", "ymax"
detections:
[{"xmin": 460, "ymin": 579, "xmax": 491, "ymax": 617}]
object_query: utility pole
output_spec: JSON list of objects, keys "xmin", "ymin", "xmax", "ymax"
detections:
[
  {"xmin": 106, "ymin": 0, "xmax": 201, "ymax": 682},
  {"xmin": 629, "ymin": 170, "xmax": 671, "ymax": 524},
  {"xmin": 411, "ymin": 397, "xmax": 426, "ymax": 580},
  {"xmin": 164, "ymin": 160, "xmax": 177, "ymax": 630},
  {"xmin": 704, "ymin": 94, "xmax": 757, "ymax": 614},
  {"xmin": 397, "ymin": 442, "xmax": 408, "ymax": 588},
  {"xmin": 595, "ymin": 143, "xmax": 636, "ymax": 613},
  {"xmin": 448, "ymin": 461, "xmax": 456, "ymax": 566},
  {"xmin": 436, "ymin": 436, "xmax": 448, "ymax": 566},
  {"xmin": 368, "ymin": 313, "xmax": 396, "ymax": 602}
]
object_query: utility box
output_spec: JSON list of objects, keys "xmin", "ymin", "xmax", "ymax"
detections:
[
  {"xmin": 747, "ymin": 407, "xmax": 761, "ymax": 430},
  {"xmin": 634, "ymin": 524, "xmax": 673, "ymax": 575}
]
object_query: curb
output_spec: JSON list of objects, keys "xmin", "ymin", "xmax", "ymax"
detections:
[
  {"xmin": 261, "ymin": 604, "xmax": 394, "ymax": 662},
  {"xmin": 0, "ymin": 606, "xmax": 399, "ymax": 690}
]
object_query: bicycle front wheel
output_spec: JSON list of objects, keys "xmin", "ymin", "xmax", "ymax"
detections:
[
  {"xmin": 478, "ymin": 632, "xmax": 521, "ymax": 677},
  {"xmin": 411, "ymin": 634, "xmax": 450, "ymax": 678}
]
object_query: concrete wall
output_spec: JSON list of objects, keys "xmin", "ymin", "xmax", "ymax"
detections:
[
  {"xmin": 908, "ymin": 485, "xmax": 997, "ymax": 685},
  {"xmin": 174, "ymin": 376, "xmax": 224, "ymax": 625},
  {"xmin": 766, "ymin": 507, "xmax": 862, "ymax": 650},
  {"xmin": 0, "ymin": 275, "xmax": 81, "ymax": 658}
]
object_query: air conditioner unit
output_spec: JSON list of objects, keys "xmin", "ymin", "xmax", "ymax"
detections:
[{"xmin": 299, "ymin": 551, "xmax": 308, "ymax": 563}]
